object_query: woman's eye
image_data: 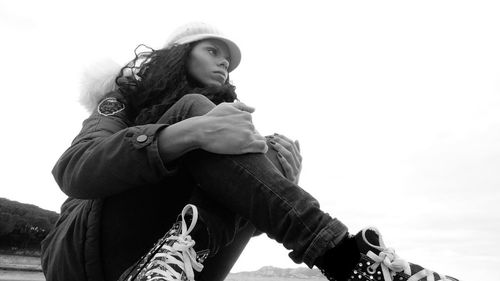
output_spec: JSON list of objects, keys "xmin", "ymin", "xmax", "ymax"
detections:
[{"xmin": 207, "ymin": 48, "xmax": 217, "ymax": 55}]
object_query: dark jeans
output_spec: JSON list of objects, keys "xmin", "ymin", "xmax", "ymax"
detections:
[
  {"xmin": 102, "ymin": 94, "xmax": 348, "ymax": 281},
  {"xmin": 161, "ymin": 94, "xmax": 348, "ymax": 270}
]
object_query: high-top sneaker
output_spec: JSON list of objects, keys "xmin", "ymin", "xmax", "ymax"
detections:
[
  {"xmin": 319, "ymin": 227, "xmax": 459, "ymax": 281},
  {"xmin": 118, "ymin": 204, "xmax": 209, "ymax": 281}
]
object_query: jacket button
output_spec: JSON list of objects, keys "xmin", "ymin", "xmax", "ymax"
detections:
[{"xmin": 136, "ymin": 134, "xmax": 148, "ymax": 143}]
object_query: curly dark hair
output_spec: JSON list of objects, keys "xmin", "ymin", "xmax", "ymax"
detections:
[{"xmin": 115, "ymin": 43, "xmax": 237, "ymax": 125}]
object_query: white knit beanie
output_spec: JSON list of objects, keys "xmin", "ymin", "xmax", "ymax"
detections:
[{"xmin": 163, "ymin": 22, "xmax": 241, "ymax": 72}]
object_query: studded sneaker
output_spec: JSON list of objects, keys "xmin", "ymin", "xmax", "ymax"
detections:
[
  {"xmin": 118, "ymin": 204, "xmax": 209, "ymax": 281},
  {"xmin": 320, "ymin": 227, "xmax": 459, "ymax": 281}
]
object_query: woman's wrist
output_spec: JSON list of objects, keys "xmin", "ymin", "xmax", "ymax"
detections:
[{"xmin": 158, "ymin": 116, "xmax": 205, "ymax": 163}]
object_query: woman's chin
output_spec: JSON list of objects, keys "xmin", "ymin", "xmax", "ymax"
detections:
[{"xmin": 204, "ymin": 81, "xmax": 224, "ymax": 87}]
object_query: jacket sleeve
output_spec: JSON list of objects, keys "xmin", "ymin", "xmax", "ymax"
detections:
[{"xmin": 53, "ymin": 93, "xmax": 175, "ymax": 199}]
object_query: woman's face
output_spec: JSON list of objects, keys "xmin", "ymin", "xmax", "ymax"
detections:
[{"xmin": 187, "ymin": 39, "xmax": 231, "ymax": 87}]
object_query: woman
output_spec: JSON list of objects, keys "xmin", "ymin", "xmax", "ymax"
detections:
[{"xmin": 41, "ymin": 22, "xmax": 459, "ymax": 281}]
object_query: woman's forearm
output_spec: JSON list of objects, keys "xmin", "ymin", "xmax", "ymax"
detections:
[
  {"xmin": 158, "ymin": 101, "xmax": 268, "ymax": 164},
  {"xmin": 158, "ymin": 116, "xmax": 204, "ymax": 163}
]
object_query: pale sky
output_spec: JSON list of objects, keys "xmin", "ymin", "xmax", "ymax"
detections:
[{"xmin": 1, "ymin": 1, "xmax": 499, "ymax": 280}]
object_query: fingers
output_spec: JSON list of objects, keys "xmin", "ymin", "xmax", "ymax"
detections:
[
  {"xmin": 269, "ymin": 134, "xmax": 302, "ymax": 167},
  {"xmin": 273, "ymin": 133, "xmax": 298, "ymax": 153},
  {"xmin": 269, "ymin": 139, "xmax": 298, "ymax": 168},
  {"xmin": 268, "ymin": 139, "xmax": 300, "ymax": 178},
  {"xmin": 268, "ymin": 133, "xmax": 302, "ymax": 184},
  {"xmin": 277, "ymin": 152, "xmax": 296, "ymax": 183},
  {"xmin": 231, "ymin": 101, "xmax": 255, "ymax": 113}
]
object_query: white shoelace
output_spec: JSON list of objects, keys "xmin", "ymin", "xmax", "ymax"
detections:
[
  {"xmin": 145, "ymin": 204, "xmax": 204, "ymax": 281},
  {"xmin": 363, "ymin": 228, "xmax": 453, "ymax": 281}
]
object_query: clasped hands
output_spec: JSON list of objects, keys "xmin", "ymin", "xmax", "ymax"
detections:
[{"xmin": 200, "ymin": 101, "xmax": 302, "ymax": 184}]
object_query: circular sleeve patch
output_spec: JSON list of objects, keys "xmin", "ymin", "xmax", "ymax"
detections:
[{"xmin": 97, "ymin": 97, "xmax": 125, "ymax": 116}]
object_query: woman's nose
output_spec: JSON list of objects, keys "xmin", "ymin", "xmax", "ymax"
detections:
[{"xmin": 219, "ymin": 58, "xmax": 229, "ymax": 70}]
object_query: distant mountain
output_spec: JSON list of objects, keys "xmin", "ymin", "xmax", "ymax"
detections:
[
  {"xmin": 227, "ymin": 266, "xmax": 327, "ymax": 280},
  {"xmin": 0, "ymin": 197, "xmax": 59, "ymax": 255}
]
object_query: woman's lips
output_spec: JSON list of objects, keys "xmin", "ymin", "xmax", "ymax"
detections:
[{"xmin": 212, "ymin": 71, "xmax": 227, "ymax": 83}]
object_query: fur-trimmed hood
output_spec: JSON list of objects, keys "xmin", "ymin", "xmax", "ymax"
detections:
[{"xmin": 79, "ymin": 58, "xmax": 122, "ymax": 112}]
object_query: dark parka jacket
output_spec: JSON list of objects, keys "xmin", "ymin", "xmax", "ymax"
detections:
[{"xmin": 41, "ymin": 91, "xmax": 176, "ymax": 281}]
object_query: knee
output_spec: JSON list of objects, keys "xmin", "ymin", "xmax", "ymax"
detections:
[
  {"xmin": 177, "ymin": 93, "xmax": 215, "ymax": 115},
  {"xmin": 158, "ymin": 94, "xmax": 215, "ymax": 124},
  {"xmin": 178, "ymin": 93, "xmax": 213, "ymax": 106}
]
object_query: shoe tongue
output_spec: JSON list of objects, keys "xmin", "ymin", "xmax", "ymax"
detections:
[{"xmin": 355, "ymin": 228, "xmax": 382, "ymax": 255}]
